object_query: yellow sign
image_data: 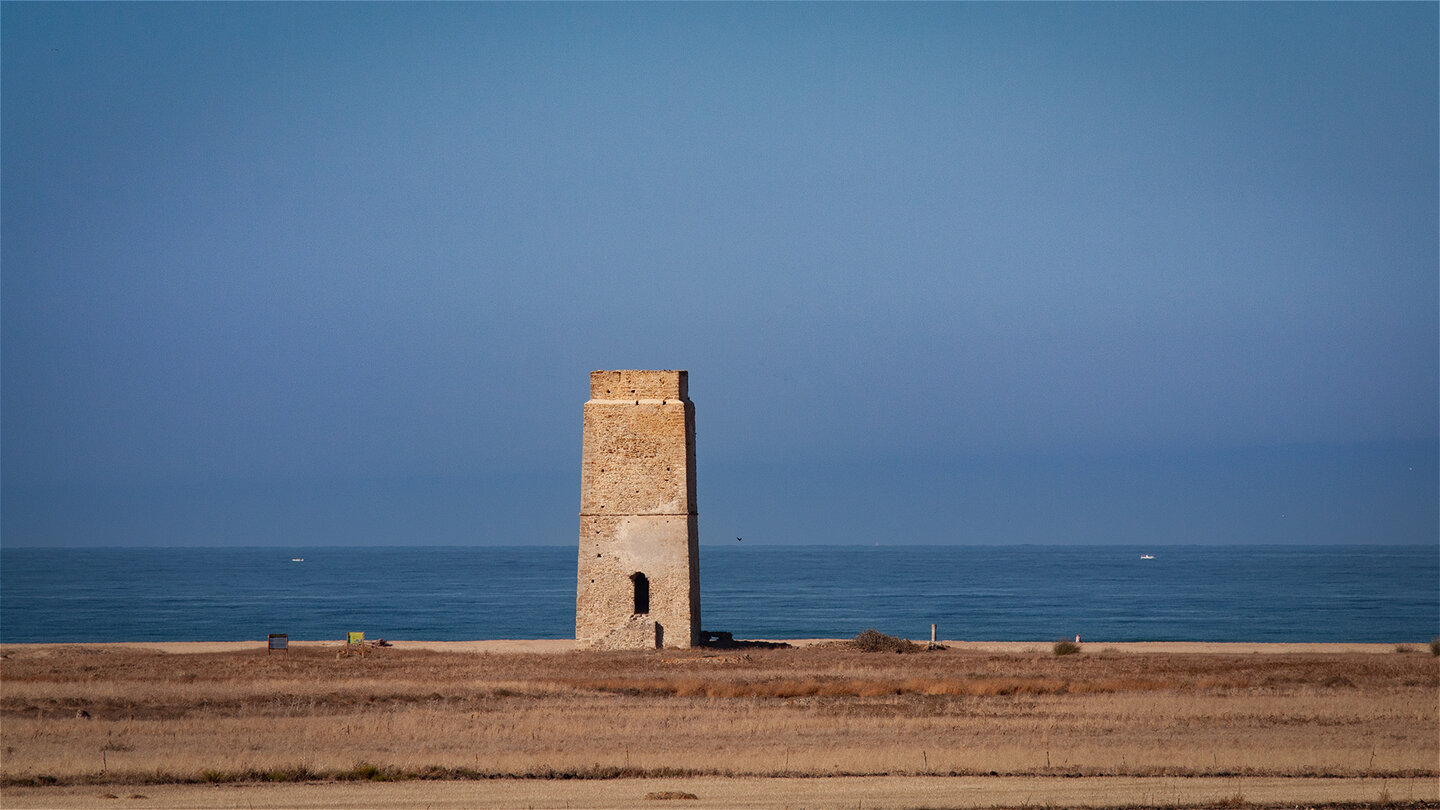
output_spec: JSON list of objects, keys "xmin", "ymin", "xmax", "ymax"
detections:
[{"xmin": 347, "ymin": 631, "xmax": 364, "ymax": 645}]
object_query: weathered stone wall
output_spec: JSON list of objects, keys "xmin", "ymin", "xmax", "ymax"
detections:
[{"xmin": 577, "ymin": 370, "xmax": 700, "ymax": 649}]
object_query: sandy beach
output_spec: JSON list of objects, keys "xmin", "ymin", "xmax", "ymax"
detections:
[
  {"xmin": 2, "ymin": 639, "xmax": 1435, "ymax": 809},
  {"xmin": 14, "ymin": 638, "xmax": 1414, "ymax": 655}
]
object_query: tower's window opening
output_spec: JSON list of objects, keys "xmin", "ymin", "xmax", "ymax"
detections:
[{"xmin": 631, "ymin": 573, "xmax": 650, "ymax": 615}]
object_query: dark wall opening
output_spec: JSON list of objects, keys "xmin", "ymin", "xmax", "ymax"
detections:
[{"xmin": 631, "ymin": 572, "xmax": 650, "ymax": 615}]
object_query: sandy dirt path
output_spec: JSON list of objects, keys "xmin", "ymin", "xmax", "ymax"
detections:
[{"xmin": 3, "ymin": 775, "xmax": 1434, "ymax": 809}]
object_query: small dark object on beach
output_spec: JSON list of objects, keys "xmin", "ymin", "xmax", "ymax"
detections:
[
  {"xmin": 853, "ymin": 629, "xmax": 920, "ymax": 654},
  {"xmin": 645, "ymin": 791, "xmax": 699, "ymax": 800}
]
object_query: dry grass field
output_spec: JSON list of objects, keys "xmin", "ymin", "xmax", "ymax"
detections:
[{"xmin": 1, "ymin": 640, "xmax": 1436, "ymax": 808}]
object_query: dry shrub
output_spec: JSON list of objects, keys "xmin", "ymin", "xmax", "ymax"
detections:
[
  {"xmin": 1053, "ymin": 640, "xmax": 1082, "ymax": 656},
  {"xmin": 1430, "ymin": 637, "xmax": 1440, "ymax": 656},
  {"xmin": 347, "ymin": 761, "xmax": 393, "ymax": 781},
  {"xmin": 852, "ymin": 629, "xmax": 919, "ymax": 654},
  {"xmin": 645, "ymin": 791, "xmax": 699, "ymax": 800}
]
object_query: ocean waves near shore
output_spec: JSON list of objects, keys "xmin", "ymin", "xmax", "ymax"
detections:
[{"xmin": 2, "ymin": 544, "xmax": 1435, "ymax": 644}]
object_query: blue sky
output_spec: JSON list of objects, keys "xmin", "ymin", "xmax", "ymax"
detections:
[{"xmin": 3, "ymin": 3, "xmax": 1436, "ymax": 547}]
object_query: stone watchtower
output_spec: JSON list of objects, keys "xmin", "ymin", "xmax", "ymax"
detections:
[{"xmin": 576, "ymin": 370, "xmax": 701, "ymax": 649}]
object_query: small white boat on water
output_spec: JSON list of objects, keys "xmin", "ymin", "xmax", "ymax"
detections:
[
  {"xmin": 291, "ymin": 558, "xmax": 305, "ymax": 562},
  {"xmin": 1140, "ymin": 554, "xmax": 1155, "ymax": 560}
]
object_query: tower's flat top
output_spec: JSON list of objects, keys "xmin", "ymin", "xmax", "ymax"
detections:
[{"xmin": 589, "ymin": 370, "xmax": 688, "ymax": 400}]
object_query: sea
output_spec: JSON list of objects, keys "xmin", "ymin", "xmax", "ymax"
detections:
[{"xmin": 0, "ymin": 545, "xmax": 1435, "ymax": 644}]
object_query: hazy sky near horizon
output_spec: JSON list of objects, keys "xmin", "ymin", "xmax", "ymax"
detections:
[{"xmin": 3, "ymin": 3, "xmax": 1436, "ymax": 547}]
